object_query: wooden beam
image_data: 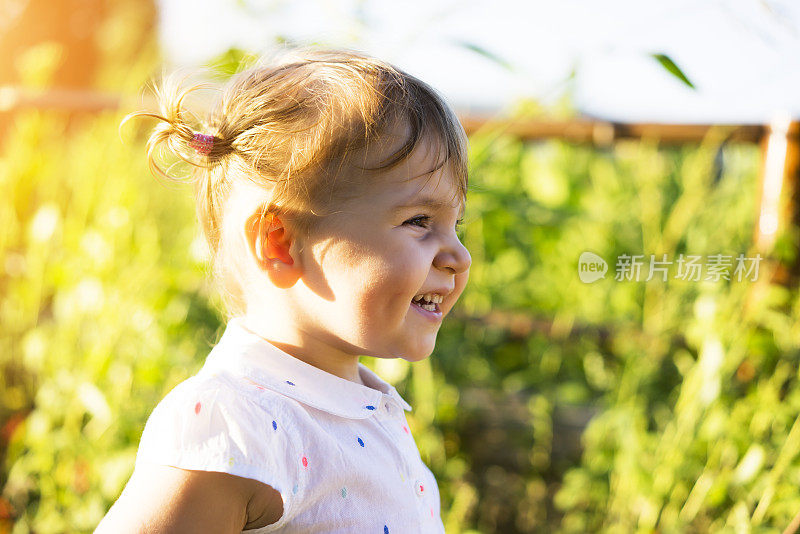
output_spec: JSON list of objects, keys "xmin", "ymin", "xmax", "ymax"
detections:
[{"xmin": 459, "ymin": 114, "xmax": 768, "ymax": 145}]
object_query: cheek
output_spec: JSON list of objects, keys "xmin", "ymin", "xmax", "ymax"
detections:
[
  {"xmin": 363, "ymin": 256, "xmax": 420, "ymax": 298},
  {"xmin": 357, "ymin": 258, "xmax": 427, "ymax": 321},
  {"xmin": 314, "ymin": 232, "xmax": 428, "ymax": 308},
  {"xmin": 329, "ymin": 248, "xmax": 417, "ymax": 302}
]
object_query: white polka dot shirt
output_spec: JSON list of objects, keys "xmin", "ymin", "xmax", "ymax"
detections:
[{"xmin": 135, "ymin": 317, "xmax": 445, "ymax": 533}]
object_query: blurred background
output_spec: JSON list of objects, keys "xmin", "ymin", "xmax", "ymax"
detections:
[{"xmin": 3, "ymin": 0, "xmax": 800, "ymax": 532}]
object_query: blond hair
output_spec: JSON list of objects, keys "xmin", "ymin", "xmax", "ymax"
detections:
[{"xmin": 124, "ymin": 47, "xmax": 469, "ymax": 318}]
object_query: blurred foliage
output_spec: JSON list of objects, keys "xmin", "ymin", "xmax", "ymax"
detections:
[
  {"xmin": 0, "ymin": 106, "xmax": 223, "ymax": 532},
  {"xmin": 418, "ymin": 125, "xmax": 800, "ymax": 532},
  {"xmin": 424, "ymin": 125, "xmax": 800, "ymax": 533},
  {"xmin": 3, "ymin": 25, "xmax": 800, "ymax": 534}
]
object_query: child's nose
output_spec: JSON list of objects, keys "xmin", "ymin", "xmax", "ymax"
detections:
[{"xmin": 434, "ymin": 236, "xmax": 471, "ymax": 274}]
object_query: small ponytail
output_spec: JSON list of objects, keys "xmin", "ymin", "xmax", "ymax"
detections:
[{"xmin": 120, "ymin": 72, "xmax": 231, "ymax": 182}]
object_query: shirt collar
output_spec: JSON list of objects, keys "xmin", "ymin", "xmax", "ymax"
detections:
[{"xmin": 199, "ymin": 317, "xmax": 412, "ymax": 419}]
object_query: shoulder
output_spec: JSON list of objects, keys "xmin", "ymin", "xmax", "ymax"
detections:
[
  {"xmin": 136, "ymin": 370, "xmax": 302, "ymax": 497},
  {"xmin": 169, "ymin": 369, "xmax": 324, "ymax": 434},
  {"xmin": 140, "ymin": 371, "xmax": 300, "ymax": 458},
  {"xmin": 144, "ymin": 371, "xmax": 292, "ymax": 430}
]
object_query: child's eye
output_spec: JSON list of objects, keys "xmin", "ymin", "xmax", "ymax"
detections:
[
  {"xmin": 405, "ymin": 215, "xmax": 431, "ymax": 228},
  {"xmin": 404, "ymin": 215, "xmax": 464, "ymax": 233}
]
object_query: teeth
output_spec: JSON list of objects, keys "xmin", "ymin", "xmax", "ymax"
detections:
[{"xmin": 413, "ymin": 293, "xmax": 444, "ymax": 304}]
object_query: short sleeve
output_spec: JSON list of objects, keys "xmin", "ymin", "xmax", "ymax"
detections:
[{"xmin": 134, "ymin": 377, "xmax": 298, "ymax": 524}]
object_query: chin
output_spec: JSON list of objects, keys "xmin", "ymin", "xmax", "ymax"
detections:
[
  {"xmin": 401, "ymin": 341, "xmax": 437, "ymax": 362},
  {"xmin": 400, "ymin": 352, "xmax": 431, "ymax": 363},
  {"xmin": 377, "ymin": 332, "xmax": 438, "ymax": 362}
]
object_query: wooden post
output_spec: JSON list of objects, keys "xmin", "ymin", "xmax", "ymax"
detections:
[{"xmin": 753, "ymin": 114, "xmax": 800, "ymax": 285}]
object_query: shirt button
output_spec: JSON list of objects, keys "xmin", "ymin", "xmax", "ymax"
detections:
[{"xmin": 414, "ymin": 480, "xmax": 425, "ymax": 497}]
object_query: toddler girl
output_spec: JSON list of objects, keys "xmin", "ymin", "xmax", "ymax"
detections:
[{"xmin": 96, "ymin": 47, "xmax": 471, "ymax": 533}]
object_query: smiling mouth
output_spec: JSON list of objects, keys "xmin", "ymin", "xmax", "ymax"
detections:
[{"xmin": 411, "ymin": 293, "xmax": 443, "ymax": 313}]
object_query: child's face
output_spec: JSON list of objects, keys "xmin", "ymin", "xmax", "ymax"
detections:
[{"xmin": 294, "ymin": 137, "xmax": 471, "ymax": 362}]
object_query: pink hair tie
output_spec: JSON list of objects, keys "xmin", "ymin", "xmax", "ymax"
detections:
[{"xmin": 190, "ymin": 133, "xmax": 214, "ymax": 155}]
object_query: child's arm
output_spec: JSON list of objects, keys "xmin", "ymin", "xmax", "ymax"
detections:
[{"xmin": 95, "ymin": 462, "xmax": 281, "ymax": 533}]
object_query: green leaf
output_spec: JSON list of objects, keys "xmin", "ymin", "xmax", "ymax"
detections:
[
  {"xmin": 453, "ymin": 40, "xmax": 514, "ymax": 71},
  {"xmin": 652, "ymin": 53, "xmax": 696, "ymax": 89}
]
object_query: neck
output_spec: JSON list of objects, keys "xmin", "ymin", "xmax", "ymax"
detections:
[{"xmin": 239, "ymin": 313, "xmax": 365, "ymax": 386}]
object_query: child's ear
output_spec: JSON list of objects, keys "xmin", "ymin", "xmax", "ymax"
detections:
[{"xmin": 244, "ymin": 210, "xmax": 302, "ymax": 288}]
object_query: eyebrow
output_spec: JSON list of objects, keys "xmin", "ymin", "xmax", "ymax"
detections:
[{"xmin": 393, "ymin": 196, "xmax": 466, "ymax": 219}]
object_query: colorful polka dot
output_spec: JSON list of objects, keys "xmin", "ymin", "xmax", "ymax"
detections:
[
  {"xmin": 194, "ymin": 402, "xmax": 201, "ymax": 415},
  {"xmin": 430, "ymin": 508, "xmax": 434, "ymax": 518},
  {"xmin": 365, "ymin": 405, "xmax": 376, "ymax": 410},
  {"xmin": 402, "ymin": 425, "xmax": 409, "ymax": 434},
  {"xmin": 292, "ymin": 484, "xmax": 299, "ymax": 494},
  {"xmin": 243, "ymin": 378, "xmax": 264, "ymax": 390},
  {"xmin": 357, "ymin": 437, "xmax": 365, "ymax": 447},
  {"xmin": 301, "ymin": 456, "xmax": 308, "ymax": 468},
  {"xmin": 419, "ymin": 483, "xmax": 424, "ymax": 493},
  {"xmin": 341, "ymin": 487, "xmax": 347, "ymax": 498},
  {"xmin": 272, "ymin": 420, "xmax": 277, "ymax": 431},
  {"xmin": 286, "ymin": 380, "xmax": 295, "ymax": 386},
  {"xmin": 228, "ymin": 456, "xmax": 235, "ymax": 466},
  {"xmin": 384, "ymin": 526, "xmax": 389, "ymax": 534}
]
